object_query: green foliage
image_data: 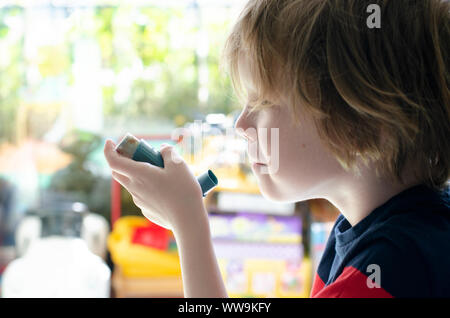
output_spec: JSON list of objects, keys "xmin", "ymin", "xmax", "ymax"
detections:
[
  {"xmin": 49, "ymin": 130, "xmax": 102, "ymax": 194},
  {"xmin": 0, "ymin": 7, "xmax": 25, "ymax": 143},
  {"xmin": 0, "ymin": 5, "xmax": 240, "ymax": 143},
  {"xmin": 48, "ymin": 130, "xmax": 113, "ymax": 221},
  {"xmin": 94, "ymin": 6, "xmax": 239, "ymax": 123},
  {"xmin": 0, "ymin": 4, "xmax": 242, "ymax": 223}
]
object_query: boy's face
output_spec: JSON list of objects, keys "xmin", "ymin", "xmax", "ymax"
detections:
[{"xmin": 234, "ymin": 61, "xmax": 346, "ymax": 202}]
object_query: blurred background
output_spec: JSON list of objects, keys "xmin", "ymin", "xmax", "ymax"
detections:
[{"xmin": 0, "ymin": 0, "xmax": 340, "ymax": 298}]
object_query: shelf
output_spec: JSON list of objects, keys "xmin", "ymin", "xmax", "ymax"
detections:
[{"xmin": 112, "ymin": 267, "xmax": 183, "ymax": 298}]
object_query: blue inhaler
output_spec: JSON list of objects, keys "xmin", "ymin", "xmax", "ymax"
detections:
[{"xmin": 115, "ymin": 133, "xmax": 218, "ymax": 197}]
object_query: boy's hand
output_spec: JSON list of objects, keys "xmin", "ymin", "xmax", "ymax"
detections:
[{"xmin": 103, "ymin": 139, "xmax": 206, "ymax": 231}]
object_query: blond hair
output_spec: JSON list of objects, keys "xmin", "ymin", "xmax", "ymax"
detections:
[{"xmin": 223, "ymin": 0, "xmax": 450, "ymax": 191}]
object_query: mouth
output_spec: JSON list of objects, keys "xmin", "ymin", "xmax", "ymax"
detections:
[
  {"xmin": 251, "ymin": 162, "xmax": 267, "ymax": 166},
  {"xmin": 249, "ymin": 158, "xmax": 268, "ymax": 165},
  {"xmin": 250, "ymin": 161, "xmax": 269, "ymax": 171}
]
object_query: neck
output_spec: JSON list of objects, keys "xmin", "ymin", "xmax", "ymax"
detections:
[{"xmin": 324, "ymin": 161, "xmax": 421, "ymax": 227}]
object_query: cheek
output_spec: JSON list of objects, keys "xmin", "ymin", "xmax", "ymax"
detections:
[
  {"xmin": 275, "ymin": 129, "xmax": 339, "ymax": 185},
  {"xmin": 269, "ymin": 118, "xmax": 317, "ymax": 177},
  {"xmin": 257, "ymin": 109, "xmax": 283, "ymax": 157},
  {"xmin": 255, "ymin": 108, "xmax": 347, "ymax": 201},
  {"xmin": 256, "ymin": 127, "xmax": 298, "ymax": 178},
  {"xmin": 275, "ymin": 133, "xmax": 304, "ymax": 172}
]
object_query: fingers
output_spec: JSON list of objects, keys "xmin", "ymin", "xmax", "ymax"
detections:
[
  {"xmin": 104, "ymin": 139, "xmax": 159, "ymax": 177},
  {"xmin": 111, "ymin": 171, "xmax": 130, "ymax": 188}
]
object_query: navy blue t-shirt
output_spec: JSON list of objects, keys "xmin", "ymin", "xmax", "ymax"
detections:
[{"xmin": 311, "ymin": 183, "xmax": 450, "ymax": 297}]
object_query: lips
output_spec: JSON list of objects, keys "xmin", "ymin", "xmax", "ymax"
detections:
[
  {"xmin": 249, "ymin": 155, "xmax": 264, "ymax": 163},
  {"xmin": 250, "ymin": 160, "xmax": 268, "ymax": 166},
  {"xmin": 249, "ymin": 156, "xmax": 269, "ymax": 165},
  {"xmin": 248, "ymin": 148, "xmax": 268, "ymax": 165}
]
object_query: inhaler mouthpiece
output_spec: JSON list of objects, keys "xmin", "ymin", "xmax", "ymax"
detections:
[{"xmin": 115, "ymin": 133, "xmax": 218, "ymax": 197}]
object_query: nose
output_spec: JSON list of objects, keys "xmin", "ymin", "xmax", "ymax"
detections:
[{"xmin": 234, "ymin": 107, "xmax": 256, "ymax": 142}]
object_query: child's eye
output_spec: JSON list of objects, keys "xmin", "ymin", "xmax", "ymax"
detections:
[
  {"xmin": 246, "ymin": 99, "xmax": 272, "ymax": 111},
  {"xmin": 245, "ymin": 101, "xmax": 258, "ymax": 112}
]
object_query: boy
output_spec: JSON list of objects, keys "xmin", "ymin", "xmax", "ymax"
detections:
[{"xmin": 104, "ymin": 0, "xmax": 450, "ymax": 297}]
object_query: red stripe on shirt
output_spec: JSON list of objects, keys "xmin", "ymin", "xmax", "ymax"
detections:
[
  {"xmin": 310, "ymin": 272, "xmax": 326, "ymax": 297},
  {"xmin": 311, "ymin": 266, "xmax": 393, "ymax": 298}
]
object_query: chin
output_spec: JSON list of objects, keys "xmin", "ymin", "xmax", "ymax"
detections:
[
  {"xmin": 257, "ymin": 173, "xmax": 314, "ymax": 203},
  {"xmin": 257, "ymin": 178, "xmax": 290, "ymax": 203}
]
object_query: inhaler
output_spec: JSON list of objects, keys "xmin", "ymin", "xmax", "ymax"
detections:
[{"xmin": 115, "ymin": 133, "xmax": 218, "ymax": 197}]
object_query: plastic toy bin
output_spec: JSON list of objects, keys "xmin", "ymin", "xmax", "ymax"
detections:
[{"xmin": 107, "ymin": 216, "xmax": 181, "ymax": 278}]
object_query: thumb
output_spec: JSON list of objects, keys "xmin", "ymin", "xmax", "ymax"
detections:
[
  {"xmin": 159, "ymin": 145, "xmax": 184, "ymax": 166},
  {"xmin": 104, "ymin": 139, "xmax": 117, "ymax": 158},
  {"xmin": 105, "ymin": 139, "xmax": 117, "ymax": 149}
]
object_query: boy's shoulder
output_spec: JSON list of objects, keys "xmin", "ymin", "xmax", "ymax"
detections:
[
  {"xmin": 347, "ymin": 185, "xmax": 450, "ymax": 297},
  {"xmin": 365, "ymin": 183, "xmax": 450, "ymax": 248},
  {"xmin": 362, "ymin": 183, "xmax": 450, "ymax": 240},
  {"xmin": 314, "ymin": 184, "xmax": 450, "ymax": 297}
]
